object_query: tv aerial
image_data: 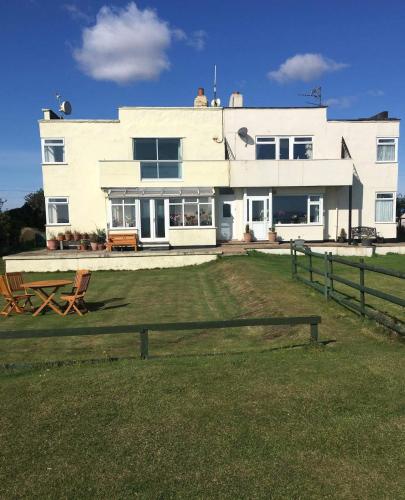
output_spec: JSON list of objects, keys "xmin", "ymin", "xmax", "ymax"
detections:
[
  {"xmin": 56, "ymin": 93, "xmax": 72, "ymax": 118},
  {"xmin": 211, "ymin": 65, "xmax": 221, "ymax": 107},
  {"xmin": 299, "ymin": 86, "xmax": 322, "ymax": 106}
]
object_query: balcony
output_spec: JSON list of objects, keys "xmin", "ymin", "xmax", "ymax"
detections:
[
  {"xmin": 230, "ymin": 159, "xmax": 354, "ymax": 187},
  {"xmin": 99, "ymin": 160, "xmax": 229, "ymax": 188}
]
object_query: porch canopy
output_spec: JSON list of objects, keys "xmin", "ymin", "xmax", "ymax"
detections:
[{"xmin": 106, "ymin": 187, "xmax": 214, "ymax": 198}]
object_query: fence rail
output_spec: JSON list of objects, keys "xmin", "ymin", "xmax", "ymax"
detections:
[
  {"xmin": 290, "ymin": 242, "xmax": 405, "ymax": 335},
  {"xmin": 0, "ymin": 316, "xmax": 322, "ymax": 359}
]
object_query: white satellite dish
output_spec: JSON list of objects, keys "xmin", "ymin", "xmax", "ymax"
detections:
[
  {"xmin": 60, "ymin": 100, "xmax": 72, "ymax": 115},
  {"xmin": 211, "ymin": 98, "xmax": 221, "ymax": 107}
]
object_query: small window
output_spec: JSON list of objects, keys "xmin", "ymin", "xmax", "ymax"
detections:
[
  {"xmin": 377, "ymin": 138, "xmax": 397, "ymax": 162},
  {"xmin": 256, "ymin": 137, "xmax": 276, "ymax": 160},
  {"xmin": 375, "ymin": 192, "xmax": 394, "ymax": 222},
  {"xmin": 47, "ymin": 197, "xmax": 69, "ymax": 224},
  {"xmin": 293, "ymin": 137, "xmax": 313, "ymax": 159},
  {"xmin": 222, "ymin": 203, "xmax": 232, "ymax": 218},
  {"xmin": 134, "ymin": 138, "xmax": 181, "ymax": 179},
  {"xmin": 42, "ymin": 138, "xmax": 65, "ymax": 163},
  {"xmin": 169, "ymin": 198, "xmax": 213, "ymax": 227},
  {"xmin": 110, "ymin": 198, "xmax": 136, "ymax": 228}
]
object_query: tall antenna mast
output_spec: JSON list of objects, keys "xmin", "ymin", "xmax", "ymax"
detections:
[
  {"xmin": 299, "ymin": 86, "xmax": 322, "ymax": 106},
  {"xmin": 211, "ymin": 65, "xmax": 221, "ymax": 107}
]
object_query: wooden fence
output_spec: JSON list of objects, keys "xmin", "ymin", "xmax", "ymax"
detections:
[
  {"xmin": 290, "ymin": 242, "xmax": 405, "ymax": 335},
  {"xmin": 0, "ymin": 316, "xmax": 322, "ymax": 360}
]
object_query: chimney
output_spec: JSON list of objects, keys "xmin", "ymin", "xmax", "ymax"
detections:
[
  {"xmin": 229, "ymin": 91, "xmax": 243, "ymax": 108},
  {"xmin": 42, "ymin": 108, "xmax": 60, "ymax": 120},
  {"xmin": 194, "ymin": 87, "xmax": 208, "ymax": 107}
]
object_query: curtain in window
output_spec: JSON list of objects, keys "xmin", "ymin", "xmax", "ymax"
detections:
[
  {"xmin": 48, "ymin": 202, "xmax": 57, "ymax": 223},
  {"xmin": 377, "ymin": 144, "xmax": 395, "ymax": 161},
  {"xmin": 375, "ymin": 199, "xmax": 393, "ymax": 222}
]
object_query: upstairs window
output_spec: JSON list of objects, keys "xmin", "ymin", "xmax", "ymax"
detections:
[
  {"xmin": 46, "ymin": 197, "xmax": 69, "ymax": 225},
  {"xmin": 375, "ymin": 192, "xmax": 394, "ymax": 222},
  {"xmin": 377, "ymin": 138, "xmax": 397, "ymax": 162},
  {"xmin": 255, "ymin": 136, "xmax": 313, "ymax": 160},
  {"xmin": 134, "ymin": 138, "xmax": 181, "ymax": 179},
  {"xmin": 42, "ymin": 138, "xmax": 65, "ymax": 163}
]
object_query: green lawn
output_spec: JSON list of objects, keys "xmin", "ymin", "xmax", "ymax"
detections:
[{"xmin": 0, "ymin": 253, "xmax": 404, "ymax": 498}]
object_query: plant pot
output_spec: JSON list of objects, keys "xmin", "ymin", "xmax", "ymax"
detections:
[
  {"xmin": 73, "ymin": 233, "xmax": 81, "ymax": 241},
  {"xmin": 90, "ymin": 242, "xmax": 98, "ymax": 251},
  {"xmin": 97, "ymin": 243, "xmax": 105, "ymax": 250},
  {"xmin": 268, "ymin": 231, "xmax": 277, "ymax": 243},
  {"xmin": 243, "ymin": 232, "xmax": 253, "ymax": 243},
  {"xmin": 65, "ymin": 233, "xmax": 73, "ymax": 241},
  {"xmin": 57, "ymin": 234, "xmax": 65, "ymax": 241},
  {"xmin": 47, "ymin": 240, "xmax": 58, "ymax": 250}
]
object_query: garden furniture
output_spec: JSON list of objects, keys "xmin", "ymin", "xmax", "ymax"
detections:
[
  {"xmin": 0, "ymin": 275, "xmax": 34, "ymax": 317},
  {"xmin": 60, "ymin": 272, "xmax": 92, "ymax": 316},
  {"xmin": 22, "ymin": 279, "xmax": 73, "ymax": 317}
]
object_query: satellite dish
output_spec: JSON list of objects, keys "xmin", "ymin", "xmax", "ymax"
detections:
[
  {"xmin": 237, "ymin": 127, "xmax": 248, "ymax": 139},
  {"xmin": 211, "ymin": 98, "xmax": 221, "ymax": 107},
  {"xmin": 60, "ymin": 101, "xmax": 72, "ymax": 115}
]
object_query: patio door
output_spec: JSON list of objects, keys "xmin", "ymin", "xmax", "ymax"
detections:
[
  {"xmin": 247, "ymin": 197, "xmax": 269, "ymax": 241},
  {"xmin": 219, "ymin": 198, "xmax": 236, "ymax": 240},
  {"xmin": 140, "ymin": 198, "xmax": 167, "ymax": 241}
]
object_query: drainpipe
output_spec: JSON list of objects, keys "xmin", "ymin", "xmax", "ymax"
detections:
[{"xmin": 348, "ymin": 185, "xmax": 353, "ymax": 245}]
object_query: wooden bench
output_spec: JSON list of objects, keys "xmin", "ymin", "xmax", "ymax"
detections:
[{"xmin": 106, "ymin": 233, "xmax": 138, "ymax": 252}]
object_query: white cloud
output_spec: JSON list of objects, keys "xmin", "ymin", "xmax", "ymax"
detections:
[
  {"xmin": 73, "ymin": 3, "xmax": 172, "ymax": 84},
  {"xmin": 268, "ymin": 53, "xmax": 348, "ymax": 84},
  {"xmin": 367, "ymin": 89, "xmax": 385, "ymax": 97},
  {"xmin": 324, "ymin": 96, "xmax": 357, "ymax": 109},
  {"xmin": 63, "ymin": 4, "xmax": 92, "ymax": 23},
  {"xmin": 72, "ymin": 3, "xmax": 207, "ymax": 85}
]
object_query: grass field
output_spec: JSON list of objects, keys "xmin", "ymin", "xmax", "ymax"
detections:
[{"xmin": 0, "ymin": 253, "xmax": 404, "ymax": 498}]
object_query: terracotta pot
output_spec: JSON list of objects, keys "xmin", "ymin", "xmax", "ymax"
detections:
[
  {"xmin": 97, "ymin": 243, "xmax": 105, "ymax": 250},
  {"xmin": 65, "ymin": 233, "xmax": 73, "ymax": 241},
  {"xmin": 73, "ymin": 233, "xmax": 81, "ymax": 241},
  {"xmin": 57, "ymin": 234, "xmax": 65, "ymax": 241},
  {"xmin": 268, "ymin": 231, "xmax": 277, "ymax": 243},
  {"xmin": 243, "ymin": 232, "xmax": 253, "ymax": 242},
  {"xmin": 47, "ymin": 239, "xmax": 58, "ymax": 250},
  {"xmin": 90, "ymin": 242, "xmax": 98, "ymax": 251}
]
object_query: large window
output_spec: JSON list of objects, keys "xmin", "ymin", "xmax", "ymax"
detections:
[
  {"xmin": 111, "ymin": 198, "xmax": 136, "ymax": 228},
  {"xmin": 273, "ymin": 195, "xmax": 322, "ymax": 225},
  {"xmin": 46, "ymin": 197, "xmax": 69, "ymax": 225},
  {"xmin": 134, "ymin": 138, "xmax": 181, "ymax": 179},
  {"xmin": 256, "ymin": 136, "xmax": 313, "ymax": 160},
  {"xmin": 169, "ymin": 197, "xmax": 213, "ymax": 227},
  {"xmin": 377, "ymin": 138, "xmax": 397, "ymax": 162},
  {"xmin": 375, "ymin": 192, "xmax": 394, "ymax": 222},
  {"xmin": 42, "ymin": 138, "xmax": 65, "ymax": 163}
]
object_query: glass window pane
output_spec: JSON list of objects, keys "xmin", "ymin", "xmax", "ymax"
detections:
[
  {"xmin": 377, "ymin": 144, "xmax": 395, "ymax": 161},
  {"xmin": 252, "ymin": 200, "xmax": 265, "ymax": 221},
  {"xmin": 184, "ymin": 203, "xmax": 198, "ymax": 226},
  {"xmin": 294, "ymin": 143, "xmax": 312, "ymax": 159},
  {"xmin": 222, "ymin": 203, "xmax": 231, "ymax": 218},
  {"xmin": 378, "ymin": 139, "xmax": 395, "ymax": 144},
  {"xmin": 141, "ymin": 162, "xmax": 158, "ymax": 179},
  {"xmin": 124, "ymin": 205, "xmax": 136, "ymax": 227},
  {"xmin": 310, "ymin": 204, "xmax": 320, "ymax": 223},
  {"xmin": 309, "ymin": 195, "xmax": 320, "ymax": 202},
  {"xmin": 169, "ymin": 204, "xmax": 183, "ymax": 226},
  {"xmin": 158, "ymin": 162, "xmax": 180, "ymax": 178},
  {"xmin": 377, "ymin": 193, "xmax": 393, "ymax": 199},
  {"xmin": 169, "ymin": 198, "xmax": 182, "ymax": 204},
  {"xmin": 200, "ymin": 203, "xmax": 212, "ymax": 226},
  {"xmin": 134, "ymin": 139, "xmax": 156, "ymax": 160},
  {"xmin": 140, "ymin": 200, "xmax": 151, "ymax": 238},
  {"xmin": 155, "ymin": 199, "xmax": 165, "ymax": 237},
  {"xmin": 158, "ymin": 139, "xmax": 180, "ymax": 160},
  {"xmin": 294, "ymin": 137, "xmax": 312, "ymax": 142},
  {"xmin": 256, "ymin": 144, "xmax": 276, "ymax": 160},
  {"xmin": 111, "ymin": 205, "xmax": 123, "ymax": 227},
  {"xmin": 256, "ymin": 137, "xmax": 275, "ymax": 143},
  {"xmin": 376, "ymin": 200, "xmax": 393, "ymax": 222},
  {"xmin": 56, "ymin": 204, "xmax": 69, "ymax": 223},
  {"xmin": 279, "ymin": 138, "xmax": 290, "ymax": 159},
  {"xmin": 44, "ymin": 145, "xmax": 64, "ymax": 162},
  {"xmin": 273, "ymin": 196, "xmax": 308, "ymax": 224}
]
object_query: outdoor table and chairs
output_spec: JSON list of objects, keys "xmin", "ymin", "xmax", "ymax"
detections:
[{"xmin": 0, "ymin": 270, "xmax": 92, "ymax": 318}]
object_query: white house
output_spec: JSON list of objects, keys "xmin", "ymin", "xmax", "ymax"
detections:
[{"xmin": 39, "ymin": 90, "xmax": 399, "ymax": 248}]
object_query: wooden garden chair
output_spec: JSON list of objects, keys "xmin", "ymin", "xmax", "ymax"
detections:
[
  {"xmin": 5, "ymin": 272, "xmax": 26, "ymax": 293},
  {"xmin": 71, "ymin": 269, "xmax": 89, "ymax": 293},
  {"xmin": 0, "ymin": 275, "xmax": 34, "ymax": 317},
  {"xmin": 60, "ymin": 272, "xmax": 92, "ymax": 316}
]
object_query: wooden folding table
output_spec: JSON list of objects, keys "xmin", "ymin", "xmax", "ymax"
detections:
[{"xmin": 22, "ymin": 279, "xmax": 73, "ymax": 317}]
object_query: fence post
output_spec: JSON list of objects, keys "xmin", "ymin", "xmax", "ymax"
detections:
[
  {"xmin": 323, "ymin": 252, "xmax": 329, "ymax": 299},
  {"xmin": 329, "ymin": 253, "xmax": 334, "ymax": 295},
  {"xmin": 140, "ymin": 329, "xmax": 149, "ymax": 359},
  {"xmin": 309, "ymin": 251, "xmax": 313, "ymax": 282},
  {"xmin": 359, "ymin": 258, "xmax": 365, "ymax": 316},
  {"xmin": 310, "ymin": 321, "xmax": 319, "ymax": 343},
  {"xmin": 290, "ymin": 240, "xmax": 297, "ymax": 278}
]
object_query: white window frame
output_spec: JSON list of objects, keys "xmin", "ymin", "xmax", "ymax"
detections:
[
  {"xmin": 109, "ymin": 197, "xmax": 137, "ymax": 229},
  {"xmin": 375, "ymin": 192, "xmax": 396, "ymax": 223},
  {"xmin": 168, "ymin": 197, "xmax": 214, "ymax": 228},
  {"xmin": 376, "ymin": 138, "xmax": 398, "ymax": 163},
  {"xmin": 41, "ymin": 138, "xmax": 65, "ymax": 164},
  {"xmin": 45, "ymin": 196, "xmax": 70, "ymax": 226},
  {"xmin": 133, "ymin": 138, "xmax": 183, "ymax": 180},
  {"xmin": 255, "ymin": 136, "xmax": 313, "ymax": 160},
  {"xmin": 273, "ymin": 193, "xmax": 323, "ymax": 226}
]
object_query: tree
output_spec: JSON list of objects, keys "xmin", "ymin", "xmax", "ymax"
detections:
[
  {"xmin": 397, "ymin": 193, "xmax": 405, "ymax": 217},
  {"xmin": 0, "ymin": 198, "xmax": 6, "ymax": 212},
  {"xmin": 24, "ymin": 189, "xmax": 45, "ymax": 230}
]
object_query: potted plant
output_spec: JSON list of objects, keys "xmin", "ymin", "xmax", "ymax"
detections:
[
  {"xmin": 79, "ymin": 239, "xmax": 88, "ymax": 251},
  {"xmin": 82, "ymin": 232, "xmax": 90, "ymax": 240},
  {"xmin": 73, "ymin": 230, "xmax": 81, "ymax": 241},
  {"xmin": 243, "ymin": 224, "xmax": 253, "ymax": 243},
  {"xmin": 57, "ymin": 232, "xmax": 65, "ymax": 241},
  {"xmin": 96, "ymin": 228, "xmax": 106, "ymax": 250},
  {"xmin": 337, "ymin": 228, "xmax": 347, "ymax": 243},
  {"xmin": 65, "ymin": 229, "xmax": 73, "ymax": 241},
  {"xmin": 90, "ymin": 233, "xmax": 98, "ymax": 251},
  {"xmin": 47, "ymin": 233, "xmax": 58, "ymax": 250},
  {"xmin": 268, "ymin": 225, "xmax": 277, "ymax": 243}
]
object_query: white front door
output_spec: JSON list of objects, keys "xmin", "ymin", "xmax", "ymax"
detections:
[
  {"xmin": 219, "ymin": 198, "xmax": 236, "ymax": 240},
  {"xmin": 248, "ymin": 197, "xmax": 269, "ymax": 241},
  {"xmin": 140, "ymin": 198, "xmax": 168, "ymax": 241}
]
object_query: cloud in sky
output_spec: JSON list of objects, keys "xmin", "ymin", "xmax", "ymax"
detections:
[
  {"xmin": 72, "ymin": 2, "xmax": 207, "ymax": 84},
  {"xmin": 324, "ymin": 96, "xmax": 357, "ymax": 109},
  {"xmin": 63, "ymin": 3, "xmax": 92, "ymax": 23},
  {"xmin": 268, "ymin": 53, "xmax": 348, "ymax": 84},
  {"xmin": 367, "ymin": 89, "xmax": 385, "ymax": 97}
]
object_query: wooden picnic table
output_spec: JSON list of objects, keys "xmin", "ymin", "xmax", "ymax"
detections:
[{"xmin": 22, "ymin": 279, "xmax": 73, "ymax": 317}]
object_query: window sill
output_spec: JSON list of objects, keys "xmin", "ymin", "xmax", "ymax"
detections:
[
  {"xmin": 141, "ymin": 178, "xmax": 183, "ymax": 182},
  {"xmin": 375, "ymin": 161, "xmax": 397, "ymax": 164},
  {"xmin": 46, "ymin": 223, "xmax": 71, "ymax": 227},
  {"xmin": 274, "ymin": 223, "xmax": 323, "ymax": 227},
  {"xmin": 42, "ymin": 162, "xmax": 68, "ymax": 166},
  {"xmin": 109, "ymin": 227, "xmax": 138, "ymax": 230},
  {"xmin": 169, "ymin": 226, "xmax": 216, "ymax": 230}
]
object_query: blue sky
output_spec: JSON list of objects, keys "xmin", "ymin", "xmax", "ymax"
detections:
[{"xmin": 1, "ymin": 0, "xmax": 404, "ymax": 208}]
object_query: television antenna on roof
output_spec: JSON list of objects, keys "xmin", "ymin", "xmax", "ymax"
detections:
[
  {"xmin": 56, "ymin": 93, "xmax": 72, "ymax": 118},
  {"xmin": 211, "ymin": 65, "xmax": 221, "ymax": 107},
  {"xmin": 299, "ymin": 86, "xmax": 322, "ymax": 106}
]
